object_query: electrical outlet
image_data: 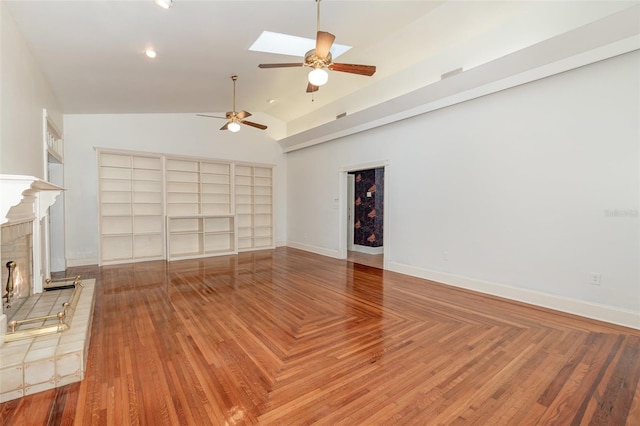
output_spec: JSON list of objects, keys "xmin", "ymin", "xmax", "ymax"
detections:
[
  {"xmin": 443, "ymin": 251, "xmax": 449, "ymax": 261},
  {"xmin": 589, "ymin": 273, "xmax": 602, "ymax": 286}
]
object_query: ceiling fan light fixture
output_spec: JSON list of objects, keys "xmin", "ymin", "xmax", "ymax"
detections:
[
  {"xmin": 154, "ymin": 0, "xmax": 173, "ymax": 9},
  {"xmin": 308, "ymin": 68, "xmax": 328, "ymax": 86},
  {"xmin": 227, "ymin": 121, "xmax": 241, "ymax": 133}
]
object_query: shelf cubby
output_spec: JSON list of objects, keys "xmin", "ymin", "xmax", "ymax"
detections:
[{"xmin": 166, "ymin": 215, "xmax": 235, "ymax": 261}]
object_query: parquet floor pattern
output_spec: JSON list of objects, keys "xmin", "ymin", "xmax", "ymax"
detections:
[{"xmin": 1, "ymin": 247, "xmax": 639, "ymax": 425}]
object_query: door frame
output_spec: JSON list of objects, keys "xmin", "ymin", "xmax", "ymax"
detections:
[
  {"xmin": 338, "ymin": 160, "xmax": 390, "ymax": 270},
  {"xmin": 347, "ymin": 174, "xmax": 355, "ymax": 251}
]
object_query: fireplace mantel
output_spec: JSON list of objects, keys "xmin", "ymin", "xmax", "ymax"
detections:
[
  {"xmin": 1, "ymin": 175, "xmax": 66, "ymax": 343},
  {"xmin": 0, "ymin": 174, "xmax": 64, "ymax": 297},
  {"xmin": 0, "ymin": 175, "xmax": 64, "ymax": 225}
]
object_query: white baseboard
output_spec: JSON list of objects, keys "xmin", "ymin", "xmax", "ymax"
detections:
[
  {"xmin": 352, "ymin": 244, "xmax": 384, "ymax": 255},
  {"xmin": 286, "ymin": 241, "xmax": 342, "ymax": 259},
  {"xmin": 275, "ymin": 240, "xmax": 287, "ymax": 247},
  {"xmin": 66, "ymin": 257, "xmax": 99, "ymax": 267},
  {"xmin": 387, "ymin": 261, "xmax": 640, "ymax": 330}
]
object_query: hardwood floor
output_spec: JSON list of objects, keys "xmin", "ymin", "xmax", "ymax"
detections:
[
  {"xmin": 2, "ymin": 247, "xmax": 639, "ymax": 425},
  {"xmin": 347, "ymin": 250, "xmax": 383, "ymax": 269}
]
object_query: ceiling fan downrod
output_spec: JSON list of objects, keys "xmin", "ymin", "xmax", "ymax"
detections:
[
  {"xmin": 231, "ymin": 75, "xmax": 237, "ymax": 113},
  {"xmin": 316, "ymin": 0, "xmax": 321, "ymax": 34}
]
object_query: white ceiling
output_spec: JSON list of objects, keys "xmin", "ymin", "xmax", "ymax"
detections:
[{"xmin": 4, "ymin": 0, "xmax": 639, "ymax": 137}]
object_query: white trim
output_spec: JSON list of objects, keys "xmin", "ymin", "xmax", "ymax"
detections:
[
  {"xmin": 286, "ymin": 241, "xmax": 342, "ymax": 259},
  {"xmin": 339, "ymin": 160, "xmax": 390, "ymax": 173},
  {"xmin": 347, "ymin": 174, "xmax": 355, "ymax": 252},
  {"xmin": 352, "ymin": 244, "xmax": 383, "ymax": 255},
  {"xmin": 338, "ymin": 161, "xmax": 390, "ymax": 269},
  {"xmin": 387, "ymin": 261, "xmax": 640, "ymax": 330}
]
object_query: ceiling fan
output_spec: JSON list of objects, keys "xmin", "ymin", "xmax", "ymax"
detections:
[
  {"xmin": 197, "ymin": 75, "xmax": 267, "ymax": 132},
  {"xmin": 258, "ymin": 0, "xmax": 376, "ymax": 93}
]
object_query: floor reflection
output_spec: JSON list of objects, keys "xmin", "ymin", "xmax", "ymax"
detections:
[{"xmin": 346, "ymin": 250, "xmax": 383, "ymax": 269}]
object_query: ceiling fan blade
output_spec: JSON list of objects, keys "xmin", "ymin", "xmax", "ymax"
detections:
[
  {"xmin": 306, "ymin": 82, "xmax": 319, "ymax": 93},
  {"xmin": 236, "ymin": 110, "xmax": 252, "ymax": 120},
  {"xmin": 259, "ymin": 63, "xmax": 304, "ymax": 69},
  {"xmin": 220, "ymin": 122, "xmax": 229, "ymax": 131},
  {"xmin": 241, "ymin": 120, "xmax": 267, "ymax": 130},
  {"xmin": 315, "ymin": 31, "xmax": 335, "ymax": 60},
  {"xmin": 329, "ymin": 63, "xmax": 377, "ymax": 76},
  {"xmin": 197, "ymin": 114, "xmax": 226, "ymax": 120}
]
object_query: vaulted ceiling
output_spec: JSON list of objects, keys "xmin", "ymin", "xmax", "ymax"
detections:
[{"xmin": 5, "ymin": 1, "xmax": 639, "ymax": 141}]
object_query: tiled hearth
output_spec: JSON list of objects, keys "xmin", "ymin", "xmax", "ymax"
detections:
[{"xmin": 0, "ymin": 279, "xmax": 95, "ymax": 402}]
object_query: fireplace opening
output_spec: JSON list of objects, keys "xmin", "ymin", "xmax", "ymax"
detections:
[{"xmin": 2, "ymin": 222, "xmax": 34, "ymax": 326}]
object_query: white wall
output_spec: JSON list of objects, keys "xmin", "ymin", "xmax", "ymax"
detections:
[
  {"xmin": 63, "ymin": 113, "xmax": 286, "ymax": 266},
  {"xmin": 286, "ymin": 51, "xmax": 640, "ymax": 327},
  {"xmin": 0, "ymin": 2, "xmax": 62, "ymax": 178}
]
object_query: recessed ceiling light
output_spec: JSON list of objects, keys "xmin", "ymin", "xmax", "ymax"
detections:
[
  {"xmin": 145, "ymin": 49, "xmax": 157, "ymax": 58},
  {"xmin": 267, "ymin": 99, "xmax": 276, "ymax": 104},
  {"xmin": 249, "ymin": 31, "xmax": 351, "ymax": 59},
  {"xmin": 154, "ymin": 0, "xmax": 173, "ymax": 9}
]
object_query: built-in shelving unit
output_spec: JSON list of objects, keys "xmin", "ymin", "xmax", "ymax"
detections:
[
  {"xmin": 98, "ymin": 152, "xmax": 164, "ymax": 265},
  {"xmin": 166, "ymin": 215, "xmax": 235, "ymax": 260},
  {"xmin": 45, "ymin": 116, "xmax": 63, "ymax": 164},
  {"xmin": 97, "ymin": 150, "xmax": 273, "ymax": 264},
  {"xmin": 43, "ymin": 109, "xmax": 66, "ymax": 275},
  {"xmin": 164, "ymin": 157, "xmax": 236, "ymax": 261},
  {"xmin": 235, "ymin": 165, "xmax": 274, "ymax": 251}
]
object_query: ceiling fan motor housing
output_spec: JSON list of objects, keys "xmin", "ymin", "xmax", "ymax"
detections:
[{"xmin": 305, "ymin": 50, "xmax": 332, "ymax": 68}]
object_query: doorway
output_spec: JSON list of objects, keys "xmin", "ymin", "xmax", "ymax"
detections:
[{"xmin": 339, "ymin": 161, "xmax": 389, "ymax": 269}]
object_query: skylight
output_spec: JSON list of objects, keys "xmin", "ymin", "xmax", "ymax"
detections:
[{"xmin": 249, "ymin": 31, "xmax": 351, "ymax": 59}]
